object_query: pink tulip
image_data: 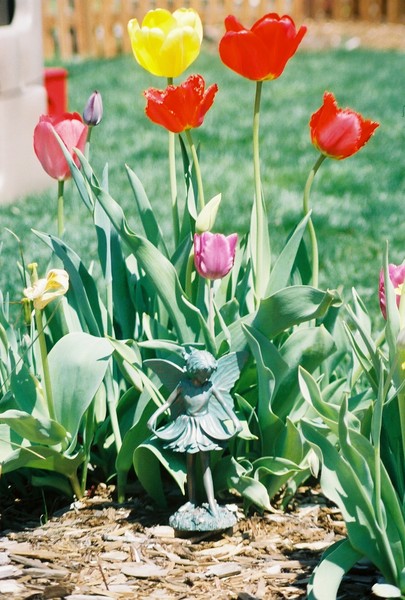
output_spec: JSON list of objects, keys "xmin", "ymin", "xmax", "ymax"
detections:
[
  {"xmin": 194, "ymin": 232, "xmax": 238, "ymax": 280},
  {"xmin": 379, "ymin": 263, "xmax": 405, "ymax": 319},
  {"xmin": 33, "ymin": 112, "xmax": 88, "ymax": 180}
]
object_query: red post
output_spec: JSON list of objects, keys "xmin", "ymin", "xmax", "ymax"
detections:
[{"xmin": 44, "ymin": 66, "xmax": 68, "ymax": 115}]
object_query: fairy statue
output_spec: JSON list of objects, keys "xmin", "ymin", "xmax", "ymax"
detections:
[{"xmin": 146, "ymin": 348, "xmax": 245, "ymax": 531}]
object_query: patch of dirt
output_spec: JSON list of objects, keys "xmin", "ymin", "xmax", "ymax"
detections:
[{"xmin": 0, "ymin": 485, "xmax": 378, "ymax": 599}]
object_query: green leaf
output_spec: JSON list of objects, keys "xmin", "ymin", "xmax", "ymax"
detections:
[
  {"xmin": 195, "ymin": 193, "xmax": 221, "ymax": 233},
  {"xmin": 299, "ymin": 367, "xmax": 360, "ymax": 434},
  {"xmin": 48, "ymin": 333, "xmax": 113, "ymax": 444},
  {"xmin": 372, "ymin": 583, "xmax": 402, "ymax": 598},
  {"xmin": 133, "ymin": 438, "xmax": 187, "ymax": 507},
  {"xmin": 33, "ymin": 230, "xmax": 105, "ymax": 337},
  {"xmin": 1, "ymin": 445, "xmax": 85, "ymax": 479},
  {"xmin": 226, "ymin": 286, "xmax": 341, "ymax": 351},
  {"xmin": 0, "ymin": 410, "xmax": 67, "ymax": 445},
  {"xmin": 252, "ymin": 452, "xmax": 306, "ymax": 498},
  {"xmin": 126, "ymin": 164, "xmax": 169, "ymax": 256},
  {"xmin": 273, "ymin": 326, "xmax": 336, "ymax": 422},
  {"xmin": 214, "ymin": 455, "xmax": 272, "ymax": 511},
  {"xmin": 10, "ymin": 356, "xmax": 46, "ymax": 417},
  {"xmin": 76, "ymin": 152, "xmax": 207, "ymax": 346},
  {"xmin": 266, "ymin": 212, "xmax": 311, "ymax": 296},
  {"xmin": 242, "ymin": 324, "xmax": 285, "ymax": 454},
  {"xmin": 302, "ymin": 418, "xmax": 399, "ymax": 583},
  {"xmin": 249, "ymin": 191, "xmax": 271, "ymax": 299},
  {"xmin": 307, "ymin": 538, "xmax": 363, "ymax": 600},
  {"xmin": 254, "ymin": 286, "xmax": 341, "ymax": 340}
]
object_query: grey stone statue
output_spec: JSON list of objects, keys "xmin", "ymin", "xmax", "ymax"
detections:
[{"xmin": 146, "ymin": 349, "xmax": 244, "ymax": 531}]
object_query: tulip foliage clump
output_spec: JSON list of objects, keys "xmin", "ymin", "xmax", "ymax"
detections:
[{"xmin": 2, "ymin": 7, "xmax": 403, "ymax": 598}]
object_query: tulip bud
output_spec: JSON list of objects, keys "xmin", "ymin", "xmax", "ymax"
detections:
[
  {"xmin": 194, "ymin": 232, "xmax": 238, "ymax": 280},
  {"xmin": 379, "ymin": 263, "xmax": 405, "ymax": 320},
  {"xmin": 83, "ymin": 90, "xmax": 103, "ymax": 126}
]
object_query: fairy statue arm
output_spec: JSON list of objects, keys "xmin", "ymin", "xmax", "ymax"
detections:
[
  {"xmin": 212, "ymin": 385, "xmax": 243, "ymax": 433},
  {"xmin": 147, "ymin": 385, "xmax": 181, "ymax": 433}
]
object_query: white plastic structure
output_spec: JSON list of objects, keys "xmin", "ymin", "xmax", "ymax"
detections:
[{"xmin": 0, "ymin": 0, "xmax": 51, "ymax": 204}]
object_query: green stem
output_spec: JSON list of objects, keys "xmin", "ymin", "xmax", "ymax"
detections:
[
  {"xmin": 57, "ymin": 179, "xmax": 65, "ymax": 238},
  {"xmin": 35, "ymin": 308, "xmax": 56, "ymax": 421},
  {"xmin": 68, "ymin": 471, "xmax": 83, "ymax": 499},
  {"xmin": 252, "ymin": 80, "xmax": 266, "ymax": 304},
  {"xmin": 84, "ymin": 125, "xmax": 93, "ymax": 161},
  {"xmin": 186, "ymin": 129, "xmax": 204, "ymax": 211},
  {"xmin": 398, "ymin": 391, "xmax": 405, "ymax": 477},
  {"xmin": 208, "ymin": 280, "xmax": 215, "ymax": 339},
  {"xmin": 105, "ymin": 367, "xmax": 122, "ymax": 452},
  {"xmin": 80, "ymin": 397, "xmax": 95, "ymax": 495},
  {"xmin": 167, "ymin": 77, "xmax": 179, "ymax": 246},
  {"xmin": 185, "ymin": 249, "xmax": 195, "ymax": 300},
  {"xmin": 302, "ymin": 153, "xmax": 327, "ymax": 288}
]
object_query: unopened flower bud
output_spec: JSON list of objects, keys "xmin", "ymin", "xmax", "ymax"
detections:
[
  {"xmin": 194, "ymin": 232, "xmax": 238, "ymax": 280},
  {"xmin": 83, "ymin": 91, "xmax": 103, "ymax": 126}
]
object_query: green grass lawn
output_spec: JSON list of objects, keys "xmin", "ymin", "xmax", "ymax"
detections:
[{"xmin": 1, "ymin": 44, "xmax": 403, "ymax": 326}]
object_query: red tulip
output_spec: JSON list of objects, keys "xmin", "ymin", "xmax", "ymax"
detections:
[
  {"xmin": 379, "ymin": 263, "xmax": 405, "ymax": 320},
  {"xmin": 194, "ymin": 232, "xmax": 238, "ymax": 280},
  {"xmin": 33, "ymin": 113, "xmax": 88, "ymax": 180},
  {"xmin": 144, "ymin": 74, "xmax": 218, "ymax": 134},
  {"xmin": 310, "ymin": 92, "xmax": 379, "ymax": 160},
  {"xmin": 218, "ymin": 13, "xmax": 307, "ymax": 81}
]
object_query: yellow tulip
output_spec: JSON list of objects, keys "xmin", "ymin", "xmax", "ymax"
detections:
[
  {"xmin": 24, "ymin": 268, "xmax": 69, "ymax": 310},
  {"xmin": 128, "ymin": 8, "xmax": 203, "ymax": 78}
]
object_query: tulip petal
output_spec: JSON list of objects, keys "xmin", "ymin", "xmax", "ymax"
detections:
[
  {"xmin": 310, "ymin": 92, "xmax": 379, "ymax": 159},
  {"xmin": 144, "ymin": 74, "xmax": 218, "ymax": 133},
  {"xmin": 194, "ymin": 232, "xmax": 237, "ymax": 280},
  {"xmin": 33, "ymin": 113, "xmax": 87, "ymax": 180},
  {"xmin": 128, "ymin": 8, "xmax": 202, "ymax": 78},
  {"xmin": 219, "ymin": 12, "xmax": 306, "ymax": 81}
]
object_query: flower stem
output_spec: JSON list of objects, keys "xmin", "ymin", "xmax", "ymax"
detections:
[
  {"xmin": 186, "ymin": 129, "xmax": 204, "ymax": 211},
  {"xmin": 34, "ymin": 307, "xmax": 56, "ymax": 421},
  {"xmin": 208, "ymin": 280, "xmax": 215, "ymax": 339},
  {"xmin": 84, "ymin": 125, "xmax": 93, "ymax": 161},
  {"xmin": 302, "ymin": 153, "xmax": 327, "ymax": 288},
  {"xmin": 57, "ymin": 179, "xmax": 65, "ymax": 238},
  {"xmin": 252, "ymin": 80, "xmax": 267, "ymax": 304},
  {"xmin": 167, "ymin": 77, "xmax": 179, "ymax": 246},
  {"xmin": 68, "ymin": 471, "xmax": 83, "ymax": 499}
]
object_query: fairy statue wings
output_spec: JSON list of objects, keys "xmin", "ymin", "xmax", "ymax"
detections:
[{"xmin": 144, "ymin": 350, "xmax": 247, "ymax": 422}]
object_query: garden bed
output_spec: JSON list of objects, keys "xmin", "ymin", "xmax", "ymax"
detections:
[{"xmin": 0, "ymin": 485, "xmax": 376, "ymax": 599}]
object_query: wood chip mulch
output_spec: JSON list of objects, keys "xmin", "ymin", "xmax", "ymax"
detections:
[{"xmin": 0, "ymin": 485, "xmax": 379, "ymax": 599}]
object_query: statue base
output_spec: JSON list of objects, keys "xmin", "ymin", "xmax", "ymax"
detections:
[{"xmin": 169, "ymin": 502, "xmax": 237, "ymax": 534}]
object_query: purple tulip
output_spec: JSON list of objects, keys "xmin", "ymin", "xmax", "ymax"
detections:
[
  {"xmin": 379, "ymin": 263, "xmax": 405, "ymax": 319},
  {"xmin": 83, "ymin": 90, "xmax": 103, "ymax": 126},
  {"xmin": 194, "ymin": 232, "xmax": 238, "ymax": 280}
]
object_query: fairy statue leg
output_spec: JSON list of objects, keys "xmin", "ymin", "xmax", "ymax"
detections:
[
  {"xmin": 200, "ymin": 451, "xmax": 219, "ymax": 517},
  {"xmin": 186, "ymin": 453, "xmax": 197, "ymax": 507}
]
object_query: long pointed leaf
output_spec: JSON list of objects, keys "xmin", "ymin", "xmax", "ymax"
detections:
[
  {"xmin": 307, "ymin": 538, "xmax": 362, "ymax": 600},
  {"xmin": 266, "ymin": 212, "xmax": 311, "ymax": 296}
]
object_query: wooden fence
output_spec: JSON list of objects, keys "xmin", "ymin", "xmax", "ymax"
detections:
[{"xmin": 42, "ymin": 0, "xmax": 405, "ymax": 59}]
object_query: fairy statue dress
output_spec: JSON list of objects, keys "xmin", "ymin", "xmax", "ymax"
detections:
[{"xmin": 146, "ymin": 349, "xmax": 244, "ymax": 531}]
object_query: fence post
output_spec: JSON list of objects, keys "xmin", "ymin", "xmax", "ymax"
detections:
[
  {"xmin": 75, "ymin": 1, "xmax": 93, "ymax": 57},
  {"xmin": 387, "ymin": 0, "xmax": 400, "ymax": 22}
]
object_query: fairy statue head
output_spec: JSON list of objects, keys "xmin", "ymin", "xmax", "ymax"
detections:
[{"xmin": 185, "ymin": 349, "xmax": 217, "ymax": 383}]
